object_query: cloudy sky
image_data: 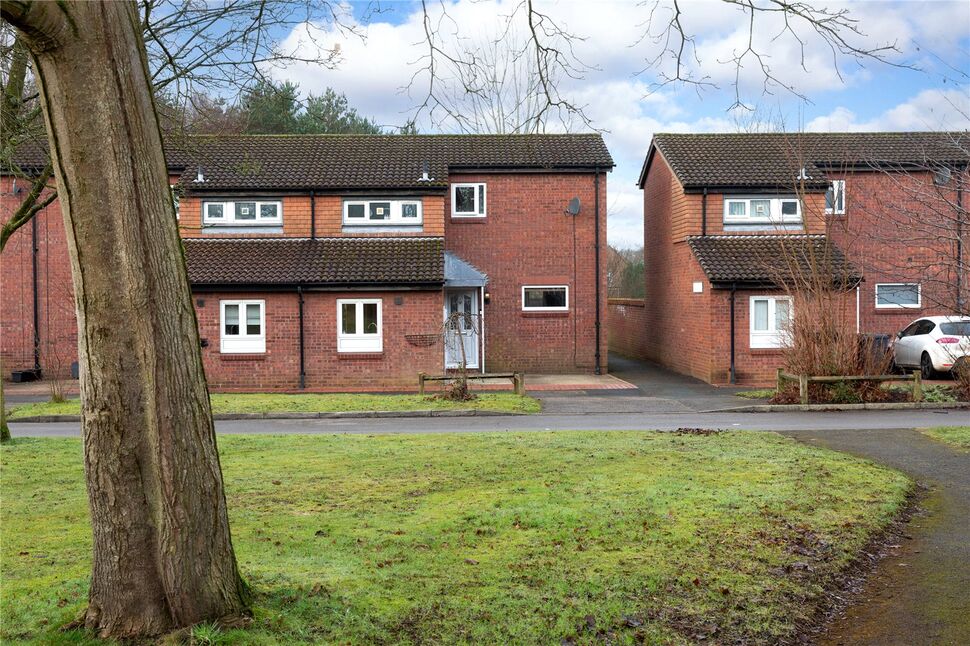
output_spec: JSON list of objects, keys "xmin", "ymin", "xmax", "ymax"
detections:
[{"xmin": 268, "ymin": 0, "xmax": 970, "ymax": 248}]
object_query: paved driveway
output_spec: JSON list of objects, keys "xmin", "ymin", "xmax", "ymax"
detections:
[{"xmin": 537, "ymin": 353, "xmax": 755, "ymax": 414}]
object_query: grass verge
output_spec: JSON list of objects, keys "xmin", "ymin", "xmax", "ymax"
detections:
[
  {"xmin": 6, "ymin": 392, "xmax": 540, "ymax": 420},
  {"xmin": 918, "ymin": 426, "xmax": 970, "ymax": 451},
  {"xmin": 1, "ymin": 432, "xmax": 910, "ymax": 645},
  {"xmin": 736, "ymin": 389, "xmax": 775, "ymax": 400}
]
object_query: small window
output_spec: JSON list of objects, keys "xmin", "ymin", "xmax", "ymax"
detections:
[
  {"xmin": 825, "ymin": 180, "xmax": 846, "ymax": 215},
  {"xmin": 522, "ymin": 286, "xmax": 569, "ymax": 311},
  {"xmin": 727, "ymin": 200, "xmax": 746, "ymax": 217},
  {"xmin": 750, "ymin": 296, "xmax": 792, "ymax": 349},
  {"xmin": 452, "ymin": 183, "xmax": 486, "ymax": 217},
  {"xmin": 876, "ymin": 283, "xmax": 920, "ymax": 309},
  {"xmin": 780, "ymin": 200, "xmax": 799, "ymax": 216},
  {"xmin": 220, "ymin": 300, "xmax": 265, "ymax": 354},
  {"xmin": 342, "ymin": 199, "xmax": 422, "ymax": 226},
  {"xmin": 203, "ymin": 200, "xmax": 282, "ymax": 226},
  {"xmin": 337, "ymin": 299, "xmax": 382, "ymax": 353}
]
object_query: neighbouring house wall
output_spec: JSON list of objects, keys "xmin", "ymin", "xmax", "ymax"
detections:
[
  {"xmin": 444, "ymin": 172, "xmax": 608, "ymax": 373},
  {"xmin": 0, "ymin": 176, "xmax": 79, "ymax": 378},
  {"xmin": 641, "ymin": 155, "xmax": 715, "ymax": 383},
  {"xmin": 196, "ymin": 290, "xmax": 443, "ymax": 391},
  {"xmin": 606, "ymin": 298, "xmax": 648, "ymax": 359},
  {"xmin": 827, "ymin": 169, "xmax": 968, "ymax": 337}
]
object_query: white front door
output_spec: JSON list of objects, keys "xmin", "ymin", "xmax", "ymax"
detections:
[{"xmin": 445, "ymin": 290, "xmax": 479, "ymax": 369}]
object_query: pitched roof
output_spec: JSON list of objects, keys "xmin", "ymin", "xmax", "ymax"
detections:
[
  {"xmin": 687, "ymin": 234, "xmax": 860, "ymax": 288},
  {"xmin": 641, "ymin": 131, "xmax": 970, "ymax": 189},
  {"xmin": 183, "ymin": 237, "xmax": 444, "ymax": 287},
  {"xmin": 173, "ymin": 134, "xmax": 613, "ymax": 191}
]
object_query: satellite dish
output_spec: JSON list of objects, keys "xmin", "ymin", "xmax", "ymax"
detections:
[
  {"xmin": 566, "ymin": 197, "xmax": 581, "ymax": 215},
  {"xmin": 933, "ymin": 167, "xmax": 952, "ymax": 186}
]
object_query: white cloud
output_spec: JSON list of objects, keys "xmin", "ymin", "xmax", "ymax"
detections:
[
  {"xmin": 806, "ymin": 87, "xmax": 970, "ymax": 131},
  {"xmin": 268, "ymin": 1, "xmax": 970, "ymax": 249}
]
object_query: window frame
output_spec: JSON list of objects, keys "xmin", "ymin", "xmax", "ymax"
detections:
[
  {"xmin": 521, "ymin": 285, "xmax": 569, "ymax": 312},
  {"xmin": 342, "ymin": 199, "xmax": 424, "ymax": 226},
  {"xmin": 723, "ymin": 196, "xmax": 802, "ymax": 224},
  {"xmin": 219, "ymin": 299, "xmax": 266, "ymax": 354},
  {"xmin": 875, "ymin": 283, "xmax": 921, "ymax": 309},
  {"xmin": 825, "ymin": 179, "xmax": 846, "ymax": 215},
  {"xmin": 451, "ymin": 183, "xmax": 487, "ymax": 218},
  {"xmin": 749, "ymin": 295, "xmax": 793, "ymax": 349},
  {"xmin": 202, "ymin": 199, "xmax": 283, "ymax": 226},
  {"xmin": 336, "ymin": 298, "xmax": 383, "ymax": 353},
  {"xmin": 170, "ymin": 184, "xmax": 180, "ymax": 220}
]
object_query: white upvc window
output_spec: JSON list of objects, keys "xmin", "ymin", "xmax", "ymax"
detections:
[
  {"xmin": 337, "ymin": 299, "xmax": 382, "ymax": 353},
  {"xmin": 875, "ymin": 283, "xmax": 921, "ymax": 309},
  {"xmin": 342, "ymin": 199, "xmax": 423, "ymax": 225},
  {"xmin": 220, "ymin": 300, "xmax": 265, "ymax": 354},
  {"xmin": 203, "ymin": 200, "xmax": 283, "ymax": 225},
  {"xmin": 750, "ymin": 296, "xmax": 792, "ymax": 349},
  {"xmin": 724, "ymin": 196, "xmax": 802, "ymax": 224},
  {"xmin": 825, "ymin": 180, "xmax": 846, "ymax": 215},
  {"xmin": 451, "ymin": 183, "xmax": 487, "ymax": 217},
  {"xmin": 170, "ymin": 185, "xmax": 180, "ymax": 220},
  {"xmin": 522, "ymin": 285, "xmax": 569, "ymax": 312}
]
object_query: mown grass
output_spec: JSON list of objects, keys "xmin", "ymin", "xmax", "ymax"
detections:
[
  {"xmin": 919, "ymin": 426, "xmax": 970, "ymax": 451},
  {"xmin": 5, "ymin": 392, "xmax": 540, "ymax": 420},
  {"xmin": 1, "ymin": 432, "xmax": 910, "ymax": 645}
]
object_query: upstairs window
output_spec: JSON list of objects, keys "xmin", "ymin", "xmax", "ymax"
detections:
[
  {"xmin": 220, "ymin": 300, "xmax": 265, "ymax": 353},
  {"xmin": 203, "ymin": 200, "xmax": 282, "ymax": 226},
  {"xmin": 750, "ymin": 296, "xmax": 792, "ymax": 349},
  {"xmin": 724, "ymin": 197, "xmax": 801, "ymax": 224},
  {"xmin": 337, "ymin": 299, "xmax": 382, "ymax": 352},
  {"xmin": 452, "ymin": 183, "xmax": 486, "ymax": 217},
  {"xmin": 343, "ymin": 199, "xmax": 423, "ymax": 226},
  {"xmin": 825, "ymin": 180, "xmax": 846, "ymax": 215}
]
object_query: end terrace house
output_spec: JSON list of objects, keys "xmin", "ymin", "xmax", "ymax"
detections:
[
  {"xmin": 1, "ymin": 134, "xmax": 613, "ymax": 391},
  {"xmin": 611, "ymin": 131, "xmax": 968, "ymax": 386}
]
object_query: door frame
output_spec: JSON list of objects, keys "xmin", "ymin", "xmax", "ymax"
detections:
[{"xmin": 444, "ymin": 287, "xmax": 484, "ymax": 371}]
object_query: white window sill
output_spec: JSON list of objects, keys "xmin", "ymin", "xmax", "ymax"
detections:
[
  {"xmin": 221, "ymin": 338, "xmax": 266, "ymax": 354},
  {"xmin": 338, "ymin": 337, "xmax": 382, "ymax": 353}
]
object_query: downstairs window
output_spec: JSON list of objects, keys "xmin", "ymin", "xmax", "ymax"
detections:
[
  {"xmin": 220, "ymin": 300, "xmax": 265, "ymax": 353},
  {"xmin": 750, "ymin": 296, "xmax": 792, "ymax": 349},
  {"xmin": 337, "ymin": 299, "xmax": 382, "ymax": 353}
]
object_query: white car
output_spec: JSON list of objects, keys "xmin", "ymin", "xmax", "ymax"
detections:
[{"xmin": 891, "ymin": 316, "xmax": 970, "ymax": 378}]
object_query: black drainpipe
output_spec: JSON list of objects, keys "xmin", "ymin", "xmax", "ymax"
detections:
[
  {"xmin": 701, "ymin": 187, "xmax": 708, "ymax": 236},
  {"xmin": 310, "ymin": 190, "xmax": 317, "ymax": 240},
  {"xmin": 594, "ymin": 169, "xmax": 602, "ymax": 375},
  {"xmin": 729, "ymin": 283, "xmax": 737, "ymax": 385},
  {"xmin": 31, "ymin": 213, "xmax": 41, "ymax": 374},
  {"xmin": 297, "ymin": 286, "xmax": 306, "ymax": 390}
]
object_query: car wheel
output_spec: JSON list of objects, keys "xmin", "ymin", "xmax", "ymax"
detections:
[{"xmin": 920, "ymin": 353, "xmax": 937, "ymax": 380}]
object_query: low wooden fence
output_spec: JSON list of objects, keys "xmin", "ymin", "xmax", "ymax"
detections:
[
  {"xmin": 418, "ymin": 372, "xmax": 525, "ymax": 396},
  {"xmin": 776, "ymin": 368, "xmax": 922, "ymax": 404}
]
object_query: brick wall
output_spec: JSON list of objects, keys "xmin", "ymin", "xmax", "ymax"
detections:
[
  {"xmin": 607, "ymin": 298, "xmax": 648, "ymax": 359},
  {"xmin": 444, "ymin": 172, "xmax": 608, "ymax": 373},
  {"xmin": 1, "ymin": 176, "xmax": 79, "ymax": 377},
  {"xmin": 197, "ymin": 290, "xmax": 443, "ymax": 391}
]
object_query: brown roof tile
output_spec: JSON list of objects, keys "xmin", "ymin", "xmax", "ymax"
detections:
[
  {"xmin": 687, "ymin": 234, "xmax": 860, "ymax": 288},
  {"xmin": 643, "ymin": 131, "xmax": 970, "ymax": 189},
  {"xmin": 183, "ymin": 237, "xmax": 444, "ymax": 287}
]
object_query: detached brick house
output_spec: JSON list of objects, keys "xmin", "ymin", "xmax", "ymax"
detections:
[
  {"xmin": 610, "ymin": 131, "xmax": 968, "ymax": 385},
  {"xmin": 1, "ymin": 134, "xmax": 613, "ymax": 391}
]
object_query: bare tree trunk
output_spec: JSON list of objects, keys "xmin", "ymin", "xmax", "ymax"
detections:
[{"xmin": 1, "ymin": 1, "xmax": 248, "ymax": 638}]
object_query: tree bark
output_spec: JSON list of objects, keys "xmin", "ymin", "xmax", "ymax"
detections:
[{"xmin": 1, "ymin": 1, "xmax": 248, "ymax": 638}]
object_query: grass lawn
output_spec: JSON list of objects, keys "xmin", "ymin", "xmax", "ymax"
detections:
[
  {"xmin": 919, "ymin": 426, "xmax": 970, "ymax": 451},
  {"xmin": 1, "ymin": 432, "xmax": 910, "ymax": 645},
  {"xmin": 5, "ymin": 392, "xmax": 540, "ymax": 420}
]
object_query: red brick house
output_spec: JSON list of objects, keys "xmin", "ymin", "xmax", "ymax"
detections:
[
  {"xmin": 609, "ymin": 131, "xmax": 968, "ymax": 386},
  {"xmin": 1, "ymin": 134, "xmax": 612, "ymax": 391}
]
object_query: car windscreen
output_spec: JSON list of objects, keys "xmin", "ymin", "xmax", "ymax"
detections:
[{"xmin": 940, "ymin": 322, "xmax": 970, "ymax": 336}]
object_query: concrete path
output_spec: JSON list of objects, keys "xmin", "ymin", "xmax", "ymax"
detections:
[
  {"xmin": 9, "ymin": 408, "xmax": 967, "ymax": 436},
  {"xmin": 782, "ymin": 428, "xmax": 970, "ymax": 645},
  {"xmin": 537, "ymin": 354, "xmax": 757, "ymax": 414}
]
